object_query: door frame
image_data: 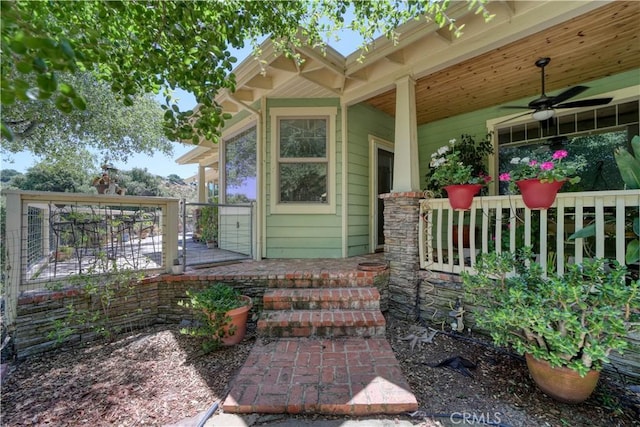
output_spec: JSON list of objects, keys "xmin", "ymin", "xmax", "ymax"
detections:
[{"xmin": 368, "ymin": 135, "xmax": 394, "ymax": 252}]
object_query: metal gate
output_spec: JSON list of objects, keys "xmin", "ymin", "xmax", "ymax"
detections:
[{"xmin": 180, "ymin": 201, "xmax": 254, "ymax": 267}]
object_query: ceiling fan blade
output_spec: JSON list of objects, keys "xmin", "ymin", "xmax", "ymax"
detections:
[
  {"xmin": 500, "ymin": 105, "xmax": 532, "ymax": 110},
  {"xmin": 550, "ymin": 85, "xmax": 589, "ymax": 105},
  {"xmin": 554, "ymin": 97, "xmax": 613, "ymax": 109},
  {"xmin": 495, "ymin": 111, "xmax": 532, "ymax": 125}
]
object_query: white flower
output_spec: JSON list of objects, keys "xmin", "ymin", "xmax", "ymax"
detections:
[
  {"xmin": 520, "ymin": 157, "xmax": 530, "ymax": 164},
  {"xmin": 510, "ymin": 157, "xmax": 521, "ymax": 164},
  {"xmin": 449, "ymin": 138, "xmax": 456, "ymax": 145},
  {"xmin": 431, "ymin": 152, "xmax": 438, "ymax": 158},
  {"xmin": 438, "ymin": 146, "xmax": 449, "ymax": 155}
]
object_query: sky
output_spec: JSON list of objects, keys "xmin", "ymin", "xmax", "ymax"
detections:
[{"xmin": 3, "ymin": 28, "xmax": 366, "ymax": 180}]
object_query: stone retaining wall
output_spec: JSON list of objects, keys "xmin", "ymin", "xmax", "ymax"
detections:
[{"xmin": 13, "ymin": 275, "xmax": 267, "ymax": 359}]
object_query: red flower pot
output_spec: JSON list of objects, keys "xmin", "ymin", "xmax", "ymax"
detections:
[
  {"xmin": 516, "ymin": 179, "xmax": 565, "ymax": 210},
  {"xmin": 444, "ymin": 184, "xmax": 482, "ymax": 211}
]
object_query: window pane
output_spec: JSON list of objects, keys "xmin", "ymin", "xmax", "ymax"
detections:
[
  {"xmin": 279, "ymin": 118, "xmax": 327, "ymax": 158},
  {"xmin": 225, "ymin": 127, "xmax": 257, "ymax": 202},
  {"xmin": 279, "ymin": 163, "xmax": 327, "ymax": 203}
]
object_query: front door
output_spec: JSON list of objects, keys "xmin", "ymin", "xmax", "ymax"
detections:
[{"xmin": 371, "ymin": 140, "xmax": 394, "ymax": 251}]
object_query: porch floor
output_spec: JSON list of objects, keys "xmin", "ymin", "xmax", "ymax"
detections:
[{"xmin": 185, "ymin": 253, "xmax": 418, "ymax": 415}]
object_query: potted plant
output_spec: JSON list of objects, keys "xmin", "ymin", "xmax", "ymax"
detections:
[
  {"xmin": 178, "ymin": 283, "xmax": 252, "ymax": 351},
  {"xmin": 426, "ymin": 134, "xmax": 493, "ymax": 210},
  {"xmin": 462, "ymin": 248, "xmax": 639, "ymax": 403},
  {"xmin": 498, "ymin": 149, "xmax": 585, "ymax": 209}
]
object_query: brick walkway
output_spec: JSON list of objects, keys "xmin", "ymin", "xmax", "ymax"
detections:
[
  {"xmin": 193, "ymin": 253, "xmax": 418, "ymax": 415},
  {"xmin": 223, "ymin": 337, "xmax": 418, "ymax": 415}
]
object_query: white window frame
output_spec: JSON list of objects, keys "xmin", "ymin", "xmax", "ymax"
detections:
[{"xmin": 270, "ymin": 107, "xmax": 337, "ymax": 214}]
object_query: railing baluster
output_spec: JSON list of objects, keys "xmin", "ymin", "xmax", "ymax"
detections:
[
  {"xmin": 524, "ymin": 207, "xmax": 532, "ymax": 248},
  {"xmin": 447, "ymin": 208, "xmax": 454, "ymax": 272},
  {"xmin": 615, "ymin": 197, "xmax": 626, "ymax": 265},
  {"xmin": 436, "ymin": 207, "xmax": 444, "ymax": 271},
  {"xmin": 494, "ymin": 201, "xmax": 502, "ymax": 253},
  {"xmin": 574, "ymin": 199, "xmax": 584, "ymax": 264},
  {"xmin": 540, "ymin": 209, "xmax": 548, "ymax": 276},
  {"xmin": 556, "ymin": 197, "xmax": 566, "ymax": 276},
  {"xmin": 457, "ymin": 210, "xmax": 465, "ymax": 271},
  {"xmin": 482, "ymin": 203, "xmax": 490, "ymax": 254},
  {"xmin": 469, "ymin": 205, "xmax": 477, "ymax": 265},
  {"xmin": 595, "ymin": 197, "xmax": 605, "ymax": 258}
]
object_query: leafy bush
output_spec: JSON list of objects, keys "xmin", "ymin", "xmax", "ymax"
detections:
[{"xmin": 463, "ymin": 248, "xmax": 639, "ymax": 376}]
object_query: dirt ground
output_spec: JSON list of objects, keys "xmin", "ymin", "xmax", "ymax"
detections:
[{"xmin": 1, "ymin": 317, "xmax": 639, "ymax": 427}]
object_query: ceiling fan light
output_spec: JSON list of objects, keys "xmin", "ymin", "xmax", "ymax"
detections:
[{"xmin": 532, "ymin": 108, "xmax": 555, "ymax": 121}]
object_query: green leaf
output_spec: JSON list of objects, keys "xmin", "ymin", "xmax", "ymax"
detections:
[
  {"xmin": 626, "ymin": 239, "xmax": 639, "ymax": 265},
  {"xmin": 16, "ymin": 60, "xmax": 33, "ymax": 74},
  {"xmin": 614, "ymin": 147, "xmax": 640, "ymax": 189},
  {"xmin": 1, "ymin": 122, "xmax": 15, "ymax": 141},
  {"xmin": 568, "ymin": 223, "xmax": 596, "ymax": 240},
  {"xmin": 33, "ymin": 57, "xmax": 47, "ymax": 73},
  {"xmin": 55, "ymin": 95, "xmax": 73, "ymax": 113},
  {"xmin": 1, "ymin": 89, "xmax": 15, "ymax": 105},
  {"xmin": 60, "ymin": 39, "xmax": 75, "ymax": 59},
  {"xmin": 123, "ymin": 95, "xmax": 134, "ymax": 106},
  {"xmin": 9, "ymin": 39, "xmax": 26, "ymax": 54},
  {"xmin": 72, "ymin": 96, "xmax": 87, "ymax": 110},
  {"xmin": 59, "ymin": 83, "xmax": 75, "ymax": 97}
]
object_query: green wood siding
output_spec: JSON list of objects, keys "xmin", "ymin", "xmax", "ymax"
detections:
[
  {"xmin": 418, "ymin": 70, "xmax": 639, "ymax": 193},
  {"xmin": 264, "ymin": 98, "xmax": 343, "ymax": 258},
  {"xmin": 346, "ymin": 104, "xmax": 394, "ymax": 257}
]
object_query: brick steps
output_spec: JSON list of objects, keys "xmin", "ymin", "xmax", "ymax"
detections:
[
  {"xmin": 263, "ymin": 288, "xmax": 380, "ymax": 310},
  {"xmin": 257, "ymin": 309, "xmax": 386, "ymax": 338},
  {"xmin": 262, "ymin": 272, "xmax": 378, "ymax": 289},
  {"xmin": 258, "ymin": 285, "xmax": 385, "ymax": 338},
  {"xmin": 225, "ymin": 261, "xmax": 417, "ymax": 415}
]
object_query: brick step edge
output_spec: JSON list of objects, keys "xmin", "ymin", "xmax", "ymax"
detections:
[
  {"xmin": 257, "ymin": 310, "xmax": 386, "ymax": 337},
  {"xmin": 265, "ymin": 274, "xmax": 378, "ymax": 289},
  {"xmin": 263, "ymin": 288, "xmax": 380, "ymax": 310}
]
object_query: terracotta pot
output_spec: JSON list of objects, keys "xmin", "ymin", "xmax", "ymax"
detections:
[
  {"xmin": 525, "ymin": 353, "xmax": 600, "ymax": 403},
  {"xmin": 444, "ymin": 184, "xmax": 482, "ymax": 211},
  {"xmin": 516, "ymin": 179, "xmax": 565, "ymax": 210},
  {"xmin": 216, "ymin": 295, "xmax": 252, "ymax": 346}
]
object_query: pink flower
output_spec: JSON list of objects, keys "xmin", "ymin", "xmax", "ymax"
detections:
[
  {"xmin": 499, "ymin": 172, "xmax": 511, "ymax": 182},
  {"xmin": 529, "ymin": 160, "xmax": 538, "ymax": 166},
  {"xmin": 540, "ymin": 161, "xmax": 555, "ymax": 171},
  {"xmin": 552, "ymin": 150, "xmax": 568, "ymax": 160}
]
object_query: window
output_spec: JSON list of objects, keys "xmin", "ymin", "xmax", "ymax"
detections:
[
  {"xmin": 225, "ymin": 126, "xmax": 257, "ymax": 203},
  {"xmin": 494, "ymin": 96, "xmax": 639, "ymax": 194},
  {"xmin": 270, "ymin": 107, "xmax": 337, "ymax": 214}
]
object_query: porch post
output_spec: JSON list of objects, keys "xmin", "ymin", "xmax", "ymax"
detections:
[
  {"xmin": 392, "ymin": 76, "xmax": 420, "ymax": 192},
  {"xmin": 198, "ymin": 165, "xmax": 206, "ymax": 203},
  {"xmin": 381, "ymin": 191, "xmax": 423, "ymax": 321}
]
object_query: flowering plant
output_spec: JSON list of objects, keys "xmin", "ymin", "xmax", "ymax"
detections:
[
  {"xmin": 498, "ymin": 149, "xmax": 585, "ymax": 189},
  {"xmin": 426, "ymin": 134, "xmax": 493, "ymax": 191}
]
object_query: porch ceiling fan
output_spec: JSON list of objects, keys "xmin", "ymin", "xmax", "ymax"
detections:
[{"xmin": 501, "ymin": 57, "xmax": 613, "ymax": 122}]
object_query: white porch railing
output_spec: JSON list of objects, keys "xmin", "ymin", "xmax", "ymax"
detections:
[{"xmin": 419, "ymin": 190, "xmax": 640, "ymax": 275}]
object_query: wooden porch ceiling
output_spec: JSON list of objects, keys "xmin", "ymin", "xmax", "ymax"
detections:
[{"xmin": 365, "ymin": 1, "xmax": 640, "ymax": 126}]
